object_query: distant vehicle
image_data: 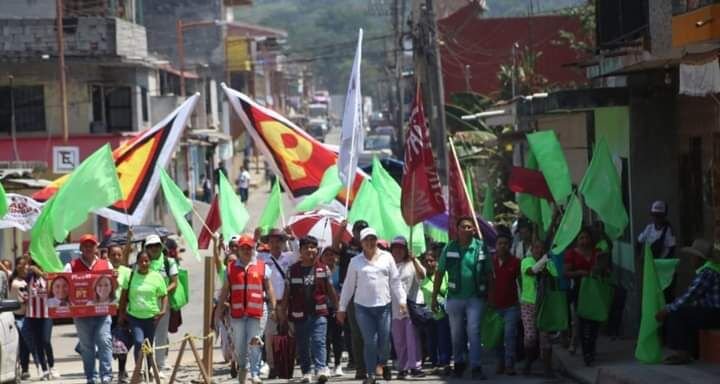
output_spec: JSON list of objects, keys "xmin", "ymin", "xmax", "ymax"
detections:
[
  {"xmin": 358, "ymin": 133, "xmax": 395, "ymax": 168},
  {"xmin": 0, "ymin": 299, "xmax": 20, "ymax": 383},
  {"xmin": 308, "ymin": 103, "xmax": 329, "ymax": 120},
  {"xmin": 56, "ymin": 243, "xmax": 81, "ymax": 266},
  {"xmin": 374, "ymin": 125, "xmax": 396, "ymax": 138},
  {"xmin": 307, "ymin": 121, "xmax": 327, "ymax": 142},
  {"xmin": 369, "ymin": 111, "xmax": 389, "ymax": 130}
]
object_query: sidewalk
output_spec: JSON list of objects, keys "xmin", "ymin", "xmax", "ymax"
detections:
[{"xmin": 554, "ymin": 336, "xmax": 720, "ymax": 384}]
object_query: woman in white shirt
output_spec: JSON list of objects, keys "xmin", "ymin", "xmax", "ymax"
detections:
[
  {"xmin": 337, "ymin": 228, "xmax": 407, "ymax": 384},
  {"xmin": 389, "ymin": 236, "xmax": 426, "ymax": 379}
]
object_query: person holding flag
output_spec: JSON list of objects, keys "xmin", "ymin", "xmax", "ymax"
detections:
[{"xmin": 431, "ymin": 217, "xmax": 493, "ymax": 380}]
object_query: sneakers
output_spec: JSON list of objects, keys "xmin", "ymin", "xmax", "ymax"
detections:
[
  {"xmin": 41, "ymin": 371, "xmax": 50, "ymax": 381},
  {"xmin": 49, "ymin": 368, "xmax": 62, "ymax": 380},
  {"xmin": 409, "ymin": 369, "xmax": 425, "ymax": 378},
  {"xmin": 333, "ymin": 365, "xmax": 344, "ymax": 377},
  {"xmin": 397, "ymin": 370, "xmax": 407, "ymax": 380},
  {"xmin": 156, "ymin": 370, "xmax": 167, "ymax": 380},
  {"xmin": 317, "ymin": 368, "xmax": 330, "ymax": 383},
  {"xmin": 382, "ymin": 366, "xmax": 392, "ymax": 381},
  {"xmin": 20, "ymin": 372, "xmax": 30, "ymax": 380},
  {"xmin": 300, "ymin": 373, "xmax": 312, "ymax": 383},
  {"xmin": 250, "ymin": 374, "xmax": 262, "ymax": 384}
]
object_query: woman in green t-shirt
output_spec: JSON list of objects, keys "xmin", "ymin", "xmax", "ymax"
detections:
[{"xmin": 118, "ymin": 251, "xmax": 168, "ymax": 370}]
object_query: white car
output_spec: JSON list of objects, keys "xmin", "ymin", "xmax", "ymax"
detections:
[{"xmin": 0, "ymin": 300, "xmax": 20, "ymax": 383}]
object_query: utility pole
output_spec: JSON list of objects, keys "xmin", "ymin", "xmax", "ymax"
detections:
[
  {"xmin": 9, "ymin": 75, "xmax": 20, "ymax": 161},
  {"xmin": 414, "ymin": 0, "xmax": 448, "ymax": 182},
  {"xmin": 56, "ymin": 0, "xmax": 69, "ymax": 143},
  {"xmin": 177, "ymin": 20, "xmax": 186, "ymax": 97}
]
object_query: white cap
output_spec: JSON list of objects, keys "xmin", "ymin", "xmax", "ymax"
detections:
[
  {"xmin": 144, "ymin": 234, "xmax": 162, "ymax": 246},
  {"xmin": 391, "ymin": 236, "xmax": 408, "ymax": 247},
  {"xmin": 650, "ymin": 200, "xmax": 667, "ymax": 215},
  {"xmin": 360, "ymin": 227, "xmax": 378, "ymax": 241}
]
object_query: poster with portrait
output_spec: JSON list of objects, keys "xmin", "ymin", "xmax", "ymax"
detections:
[{"xmin": 46, "ymin": 271, "xmax": 118, "ymax": 318}]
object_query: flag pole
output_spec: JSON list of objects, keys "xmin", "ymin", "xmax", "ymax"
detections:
[
  {"xmin": 408, "ymin": 173, "xmax": 416, "ymax": 255},
  {"xmin": 190, "ymin": 205, "xmax": 215, "ymax": 235},
  {"xmin": 448, "ymin": 137, "xmax": 482, "ymax": 238}
]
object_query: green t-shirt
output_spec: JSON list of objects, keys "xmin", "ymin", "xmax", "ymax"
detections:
[
  {"xmin": 420, "ymin": 272, "xmax": 448, "ymax": 320},
  {"xmin": 149, "ymin": 254, "xmax": 178, "ymax": 283},
  {"xmin": 123, "ymin": 270, "xmax": 168, "ymax": 319},
  {"xmin": 115, "ymin": 265, "xmax": 132, "ymax": 300},
  {"xmin": 520, "ymin": 256, "xmax": 558, "ymax": 304},
  {"xmin": 438, "ymin": 238, "xmax": 489, "ymax": 299}
]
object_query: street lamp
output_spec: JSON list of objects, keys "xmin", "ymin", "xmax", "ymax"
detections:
[{"xmin": 176, "ymin": 19, "xmax": 225, "ymax": 96}]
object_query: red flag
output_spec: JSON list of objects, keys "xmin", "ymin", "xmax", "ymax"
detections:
[
  {"xmin": 508, "ymin": 166, "xmax": 554, "ymax": 201},
  {"xmin": 198, "ymin": 196, "xmax": 220, "ymax": 249},
  {"xmin": 448, "ymin": 139, "xmax": 481, "ymax": 240},
  {"xmin": 401, "ymin": 88, "xmax": 446, "ymax": 225}
]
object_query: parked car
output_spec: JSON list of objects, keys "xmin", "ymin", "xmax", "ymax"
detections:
[
  {"xmin": 0, "ymin": 299, "xmax": 20, "ymax": 383},
  {"xmin": 56, "ymin": 243, "xmax": 81, "ymax": 266},
  {"xmin": 358, "ymin": 133, "xmax": 395, "ymax": 168}
]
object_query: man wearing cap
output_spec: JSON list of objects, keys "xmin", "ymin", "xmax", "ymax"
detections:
[
  {"xmin": 283, "ymin": 236, "xmax": 338, "ymax": 383},
  {"xmin": 656, "ymin": 239, "xmax": 720, "ymax": 364},
  {"xmin": 143, "ymin": 234, "xmax": 178, "ymax": 377},
  {"xmin": 332, "ymin": 220, "xmax": 368, "ymax": 379},
  {"xmin": 258, "ymin": 227, "xmax": 298, "ymax": 379},
  {"xmin": 431, "ymin": 217, "xmax": 493, "ymax": 380},
  {"xmin": 64, "ymin": 234, "xmax": 114, "ymax": 384},
  {"xmin": 337, "ymin": 227, "xmax": 406, "ymax": 384},
  {"xmin": 215, "ymin": 234, "xmax": 277, "ymax": 384},
  {"xmin": 637, "ymin": 201, "xmax": 676, "ymax": 259}
]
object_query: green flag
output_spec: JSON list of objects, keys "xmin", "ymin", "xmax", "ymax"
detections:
[
  {"xmin": 0, "ymin": 181, "xmax": 7, "ymax": 218},
  {"xmin": 527, "ymin": 131, "xmax": 572, "ymax": 204},
  {"xmin": 30, "ymin": 144, "xmax": 122, "ymax": 272},
  {"xmin": 540, "ymin": 199, "xmax": 553, "ymax": 233},
  {"xmin": 258, "ymin": 179, "xmax": 282, "ymax": 234},
  {"xmin": 218, "ymin": 171, "xmax": 250, "ymax": 240},
  {"xmin": 655, "ymin": 259, "xmax": 680, "ymax": 291},
  {"xmin": 465, "ymin": 169, "xmax": 476, "ymax": 208},
  {"xmin": 296, "ymin": 165, "xmax": 343, "ymax": 212},
  {"xmin": 425, "ymin": 225, "xmax": 449, "ymax": 244},
  {"xmin": 482, "ymin": 183, "xmax": 495, "ymax": 221},
  {"xmin": 159, "ymin": 169, "xmax": 200, "ymax": 261},
  {"xmin": 579, "ymin": 138, "xmax": 628, "ymax": 239},
  {"xmin": 348, "ymin": 178, "xmax": 384, "ymax": 235},
  {"xmin": 550, "ymin": 193, "xmax": 582, "ymax": 254},
  {"xmin": 635, "ymin": 245, "xmax": 666, "ymax": 364}
]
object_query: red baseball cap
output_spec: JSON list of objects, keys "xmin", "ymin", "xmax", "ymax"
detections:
[
  {"xmin": 237, "ymin": 234, "xmax": 255, "ymax": 248},
  {"xmin": 79, "ymin": 234, "xmax": 98, "ymax": 245}
]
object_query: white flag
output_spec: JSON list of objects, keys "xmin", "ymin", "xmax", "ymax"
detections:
[
  {"xmin": 338, "ymin": 29, "xmax": 364, "ymax": 187},
  {"xmin": 0, "ymin": 193, "xmax": 44, "ymax": 231}
]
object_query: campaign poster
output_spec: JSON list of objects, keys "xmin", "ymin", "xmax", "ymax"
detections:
[{"xmin": 46, "ymin": 271, "xmax": 118, "ymax": 318}]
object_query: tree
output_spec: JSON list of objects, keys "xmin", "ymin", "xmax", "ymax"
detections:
[{"xmin": 497, "ymin": 45, "xmax": 548, "ymax": 100}]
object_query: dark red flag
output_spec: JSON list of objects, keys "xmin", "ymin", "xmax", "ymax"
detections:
[
  {"xmin": 198, "ymin": 196, "xmax": 220, "ymax": 249},
  {"xmin": 508, "ymin": 166, "xmax": 554, "ymax": 201},
  {"xmin": 401, "ymin": 87, "xmax": 446, "ymax": 226},
  {"xmin": 448, "ymin": 139, "xmax": 480, "ymax": 240}
]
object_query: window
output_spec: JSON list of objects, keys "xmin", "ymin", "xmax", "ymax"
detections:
[
  {"xmin": 90, "ymin": 85, "xmax": 133, "ymax": 132},
  {"xmin": 141, "ymin": 86, "xmax": 148, "ymax": 122},
  {"xmin": 673, "ymin": 0, "xmax": 719, "ymax": 15},
  {"xmin": 0, "ymin": 85, "xmax": 46, "ymax": 133},
  {"xmin": 596, "ymin": 0, "xmax": 649, "ymax": 49}
]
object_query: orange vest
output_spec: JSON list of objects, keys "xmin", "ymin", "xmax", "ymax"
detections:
[
  {"xmin": 287, "ymin": 261, "xmax": 329, "ymax": 321},
  {"xmin": 228, "ymin": 260, "xmax": 266, "ymax": 319},
  {"xmin": 70, "ymin": 257, "xmax": 111, "ymax": 273}
]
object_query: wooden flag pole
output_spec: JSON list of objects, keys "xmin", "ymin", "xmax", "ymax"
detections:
[
  {"xmin": 448, "ymin": 137, "xmax": 482, "ymax": 238},
  {"xmin": 408, "ymin": 173, "xmax": 416, "ymax": 255}
]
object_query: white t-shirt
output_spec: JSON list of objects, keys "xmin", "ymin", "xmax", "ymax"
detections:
[
  {"xmin": 638, "ymin": 224, "xmax": 676, "ymax": 258},
  {"xmin": 261, "ymin": 250, "xmax": 299, "ymax": 299},
  {"xmin": 237, "ymin": 171, "xmax": 251, "ymax": 189},
  {"xmin": 392, "ymin": 260, "xmax": 425, "ymax": 319},
  {"xmin": 339, "ymin": 250, "xmax": 406, "ymax": 311}
]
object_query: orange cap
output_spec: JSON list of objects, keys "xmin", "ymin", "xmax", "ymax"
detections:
[
  {"xmin": 79, "ymin": 234, "xmax": 98, "ymax": 245},
  {"xmin": 237, "ymin": 234, "xmax": 255, "ymax": 248}
]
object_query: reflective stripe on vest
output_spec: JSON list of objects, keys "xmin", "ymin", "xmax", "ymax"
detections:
[
  {"xmin": 288, "ymin": 262, "xmax": 329, "ymax": 320},
  {"xmin": 228, "ymin": 260, "xmax": 266, "ymax": 319}
]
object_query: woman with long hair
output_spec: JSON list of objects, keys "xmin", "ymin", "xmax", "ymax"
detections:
[
  {"xmin": 24, "ymin": 257, "xmax": 60, "ymax": 380},
  {"xmin": 9, "ymin": 256, "xmax": 31, "ymax": 380},
  {"xmin": 389, "ymin": 236, "xmax": 426, "ymax": 379}
]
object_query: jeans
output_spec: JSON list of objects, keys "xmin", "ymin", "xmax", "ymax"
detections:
[
  {"xmin": 153, "ymin": 310, "xmax": 170, "ymax": 370},
  {"xmin": 354, "ymin": 303, "xmax": 391, "ymax": 375},
  {"xmin": 248, "ymin": 305, "xmax": 268, "ymax": 377},
  {"xmin": 348, "ymin": 302, "xmax": 365, "ymax": 374},
  {"xmin": 494, "ymin": 306, "xmax": 520, "ymax": 366},
  {"xmin": 230, "ymin": 316, "xmax": 262, "ymax": 372},
  {"xmin": 295, "ymin": 315, "xmax": 328, "ymax": 374},
  {"xmin": 326, "ymin": 312, "xmax": 344, "ymax": 367},
  {"xmin": 446, "ymin": 297, "xmax": 485, "ymax": 368},
  {"xmin": 75, "ymin": 315, "xmax": 113, "ymax": 383},
  {"xmin": 422, "ymin": 315, "xmax": 452, "ymax": 366},
  {"xmin": 128, "ymin": 316, "xmax": 156, "ymax": 367},
  {"xmin": 391, "ymin": 317, "xmax": 422, "ymax": 371},
  {"xmin": 239, "ymin": 188, "xmax": 249, "ymax": 202},
  {"xmin": 23, "ymin": 317, "xmax": 55, "ymax": 371},
  {"xmin": 579, "ymin": 317, "xmax": 600, "ymax": 361},
  {"xmin": 14, "ymin": 315, "xmax": 31, "ymax": 372}
]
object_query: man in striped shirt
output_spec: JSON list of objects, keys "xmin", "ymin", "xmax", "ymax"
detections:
[{"xmin": 64, "ymin": 234, "xmax": 114, "ymax": 384}]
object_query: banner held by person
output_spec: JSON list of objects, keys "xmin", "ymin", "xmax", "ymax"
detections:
[
  {"xmin": 447, "ymin": 137, "xmax": 481, "ymax": 240},
  {"xmin": 0, "ymin": 193, "xmax": 44, "ymax": 231},
  {"xmin": 338, "ymin": 28, "xmax": 364, "ymax": 200},
  {"xmin": 527, "ymin": 130, "xmax": 573, "ymax": 205},
  {"xmin": 33, "ymin": 95, "xmax": 200, "ymax": 225},
  {"xmin": 0, "ymin": 181, "xmax": 6, "ymax": 218},
  {"xmin": 218, "ymin": 171, "xmax": 250, "ymax": 242},
  {"xmin": 295, "ymin": 165, "xmax": 343, "ymax": 212},
  {"xmin": 401, "ymin": 85, "xmax": 445, "ymax": 226},
  {"xmin": 46, "ymin": 271, "xmax": 117, "ymax": 318},
  {"xmin": 258, "ymin": 179, "xmax": 284, "ymax": 234},
  {"xmin": 198, "ymin": 196, "xmax": 220, "ymax": 249},
  {"xmin": 31, "ymin": 144, "xmax": 123, "ymax": 272},
  {"xmin": 222, "ymin": 85, "xmax": 365, "ymax": 206}
]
